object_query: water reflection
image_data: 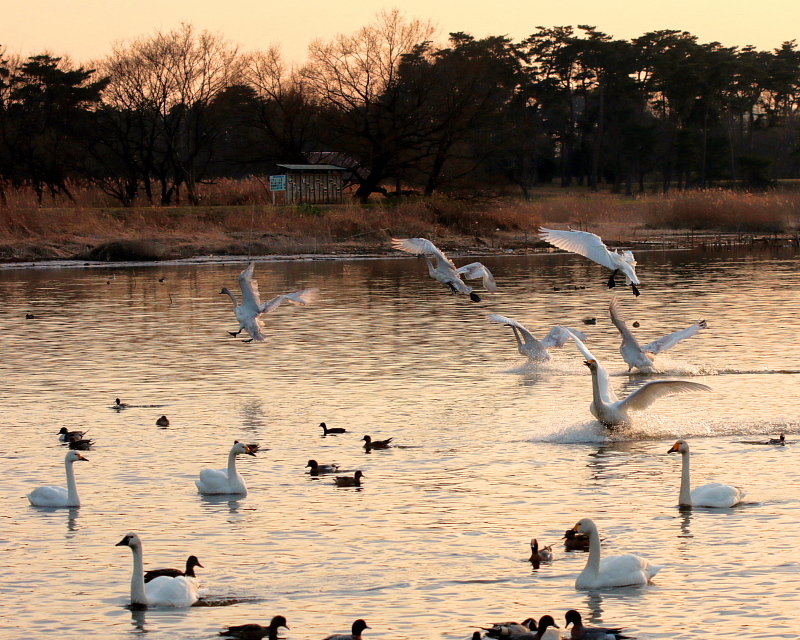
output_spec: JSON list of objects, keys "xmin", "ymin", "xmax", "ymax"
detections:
[
  {"xmin": 65, "ymin": 507, "xmax": 80, "ymax": 536},
  {"xmin": 677, "ymin": 507, "xmax": 694, "ymax": 539},
  {"xmin": 129, "ymin": 607, "xmax": 148, "ymax": 631}
]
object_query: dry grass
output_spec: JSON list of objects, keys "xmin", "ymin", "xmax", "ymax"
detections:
[{"xmin": 1, "ymin": 180, "xmax": 799, "ymax": 261}]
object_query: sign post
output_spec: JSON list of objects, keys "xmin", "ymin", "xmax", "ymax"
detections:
[{"xmin": 269, "ymin": 175, "xmax": 287, "ymax": 205}]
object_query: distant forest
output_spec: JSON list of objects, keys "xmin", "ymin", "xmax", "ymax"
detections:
[{"xmin": 1, "ymin": 12, "xmax": 799, "ymax": 205}]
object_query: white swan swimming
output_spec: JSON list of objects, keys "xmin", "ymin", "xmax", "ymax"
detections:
[
  {"xmin": 488, "ymin": 314, "xmax": 586, "ymax": 361},
  {"xmin": 609, "ymin": 296, "xmax": 707, "ymax": 372},
  {"xmin": 196, "ymin": 441, "xmax": 257, "ymax": 495},
  {"xmin": 539, "ymin": 228, "xmax": 640, "ymax": 296},
  {"xmin": 572, "ymin": 518, "xmax": 663, "ymax": 589},
  {"xmin": 391, "ymin": 237, "xmax": 497, "ymax": 302},
  {"xmin": 568, "ymin": 331, "xmax": 711, "ymax": 427},
  {"xmin": 668, "ymin": 439, "xmax": 746, "ymax": 507},
  {"xmin": 220, "ymin": 262, "xmax": 318, "ymax": 342},
  {"xmin": 27, "ymin": 450, "xmax": 88, "ymax": 507},
  {"xmin": 116, "ymin": 533, "xmax": 200, "ymax": 607}
]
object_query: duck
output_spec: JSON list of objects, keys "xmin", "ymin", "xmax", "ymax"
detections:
[
  {"xmin": 609, "ymin": 296, "xmax": 707, "ymax": 372},
  {"xmin": 144, "ymin": 555, "xmax": 203, "ymax": 583},
  {"xmin": 220, "ymin": 262, "xmax": 318, "ymax": 342},
  {"xmin": 363, "ymin": 435, "xmax": 392, "ymax": 450},
  {"xmin": 113, "ymin": 398, "xmax": 130, "ymax": 410},
  {"xmin": 333, "ymin": 471, "xmax": 364, "ymax": 487},
  {"xmin": 27, "ymin": 450, "xmax": 88, "ymax": 508},
  {"xmin": 156, "ymin": 416, "xmax": 170, "ymax": 427},
  {"xmin": 768, "ymin": 433, "xmax": 786, "ymax": 445},
  {"xmin": 572, "ymin": 518, "xmax": 662, "ymax": 589},
  {"xmin": 668, "ymin": 439, "xmax": 746, "ymax": 507},
  {"xmin": 564, "ymin": 609, "xmax": 631, "ymax": 640},
  {"xmin": 219, "ymin": 615, "xmax": 288, "ymax": 640},
  {"xmin": 539, "ymin": 227, "xmax": 640, "ymax": 296},
  {"xmin": 529, "ymin": 538, "xmax": 553, "ymax": 563},
  {"xmin": 563, "ymin": 529, "xmax": 591, "ymax": 552},
  {"xmin": 507, "ymin": 615, "xmax": 560, "ymax": 640},
  {"xmin": 25, "ymin": 312, "xmax": 35, "ymax": 319},
  {"xmin": 568, "ymin": 331, "xmax": 711, "ymax": 427},
  {"xmin": 116, "ymin": 533, "xmax": 200, "ymax": 607},
  {"xmin": 195, "ymin": 441, "xmax": 257, "ymax": 496},
  {"xmin": 68, "ymin": 438, "xmax": 94, "ymax": 451},
  {"xmin": 58, "ymin": 427, "xmax": 86, "ymax": 442},
  {"xmin": 484, "ymin": 619, "xmax": 536, "ymax": 638},
  {"xmin": 322, "ymin": 618, "xmax": 370, "ymax": 640},
  {"xmin": 391, "ymin": 237, "xmax": 497, "ymax": 302},
  {"xmin": 306, "ymin": 459, "xmax": 340, "ymax": 475},
  {"xmin": 320, "ymin": 422, "xmax": 347, "ymax": 435},
  {"xmin": 488, "ymin": 314, "xmax": 586, "ymax": 361}
]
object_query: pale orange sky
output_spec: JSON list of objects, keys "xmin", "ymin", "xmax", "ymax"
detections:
[{"xmin": 4, "ymin": 0, "xmax": 799, "ymax": 65}]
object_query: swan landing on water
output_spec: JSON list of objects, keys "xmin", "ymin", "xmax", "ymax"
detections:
[
  {"xmin": 568, "ymin": 331, "xmax": 711, "ymax": 427},
  {"xmin": 116, "ymin": 533, "xmax": 200, "ymax": 607},
  {"xmin": 391, "ymin": 237, "xmax": 496, "ymax": 302},
  {"xmin": 539, "ymin": 227, "xmax": 640, "ymax": 296},
  {"xmin": 487, "ymin": 314, "xmax": 585, "ymax": 361},
  {"xmin": 220, "ymin": 262, "xmax": 318, "ymax": 342}
]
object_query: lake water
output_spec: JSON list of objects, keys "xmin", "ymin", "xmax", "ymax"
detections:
[{"xmin": 2, "ymin": 247, "xmax": 799, "ymax": 640}]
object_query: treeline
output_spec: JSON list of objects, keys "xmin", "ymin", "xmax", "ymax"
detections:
[{"xmin": 1, "ymin": 12, "xmax": 799, "ymax": 206}]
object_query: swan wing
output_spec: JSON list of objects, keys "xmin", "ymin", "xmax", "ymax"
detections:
[
  {"xmin": 391, "ymin": 237, "xmax": 455, "ymax": 269},
  {"xmin": 598, "ymin": 553, "xmax": 663, "ymax": 586},
  {"xmin": 145, "ymin": 575, "xmax": 199, "ymax": 607},
  {"xmin": 568, "ymin": 331, "xmax": 618, "ymax": 404},
  {"xmin": 259, "ymin": 288, "xmax": 320, "ymax": 313},
  {"xmin": 237, "ymin": 263, "xmax": 262, "ymax": 313},
  {"xmin": 487, "ymin": 314, "xmax": 538, "ymax": 345},
  {"xmin": 538, "ymin": 228, "xmax": 617, "ymax": 270},
  {"xmin": 690, "ymin": 482, "xmax": 746, "ymax": 508},
  {"xmin": 196, "ymin": 468, "xmax": 230, "ymax": 493},
  {"xmin": 617, "ymin": 380, "xmax": 711, "ymax": 412},
  {"xmin": 539, "ymin": 325, "xmax": 581, "ymax": 349},
  {"xmin": 27, "ymin": 485, "xmax": 69, "ymax": 507},
  {"xmin": 643, "ymin": 320, "xmax": 708, "ymax": 354},
  {"xmin": 456, "ymin": 262, "xmax": 498, "ymax": 292}
]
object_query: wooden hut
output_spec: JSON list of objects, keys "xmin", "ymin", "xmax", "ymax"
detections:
[{"xmin": 272, "ymin": 164, "xmax": 347, "ymax": 204}]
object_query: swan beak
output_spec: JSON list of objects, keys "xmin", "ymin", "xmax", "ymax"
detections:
[
  {"xmin": 668, "ymin": 442, "xmax": 680, "ymax": 453},
  {"xmin": 219, "ymin": 289, "xmax": 226, "ymax": 294},
  {"xmin": 77, "ymin": 454, "xmax": 88, "ymax": 461},
  {"xmin": 115, "ymin": 535, "xmax": 130, "ymax": 546},
  {"xmin": 572, "ymin": 523, "xmax": 580, "ymax": 532}
]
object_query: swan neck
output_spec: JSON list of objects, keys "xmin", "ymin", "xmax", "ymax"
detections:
[
  {"xmin": 585, "ymin": 523, "xmax": 602, "ymax": 577},
  {"xmin": 129, "ymin": 544, "xmax": 148, "ymax": 605},
  {"xmin": 227, "ymin": 450, "xmax": 239, "ymax": 477},
  {"xmin": 679, "ymin": 449, "xmax": 693, "ymax": 506},
  {"xmin": 589, "ymin": 367, "xmax": 604, "ymax": 410},
  {"xmin": 65, "ymin": 458, "xmax": 80, "ymax": 506},
  {"xmin": 222, "ymin": 288, "xmax": 238, "ymax": 308}
]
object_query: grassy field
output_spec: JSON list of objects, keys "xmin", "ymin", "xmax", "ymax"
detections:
[{"xmin": 1, "ymin": 184, "xmax": 799, "ymax": 261}]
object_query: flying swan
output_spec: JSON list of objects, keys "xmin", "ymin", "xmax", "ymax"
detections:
[
  {"xmin": 668, "ymin": 439, "xmax": 746, "ymax": 507},
  {"xmin": 568, "ymin": 331, "xmax": 711, "ymax": 427},
  {"xmin": 391, "ymin": 237, "xmax": 497, "ymax": 302},
  {"xmin": 27, "ymin": 450, "xmax": 88, "ymax": 508},
  {"xmin": 196, "ymin": 441, "xmax": 257, "ymax": 496},
  {"xmin": 116, "ymin": 533, "xmax": 200, "ymax": 607},
  {"xmin": 220, "ymin": 262, "xmax": 318, "ymax": 342},
  {"xmin": 609, "ymin": 296, "xmax": 707, "ymax": 372},
  {"xmin": 539, "ymin": 228, "xmax": 640, "ymax": 296},
  {"xmin": 488, "ymin": 314, "xmax": 586, "ymax": 361},
  {"xmin": 572, "ymin": 518, "xmax": 663, "ymax": 589}
]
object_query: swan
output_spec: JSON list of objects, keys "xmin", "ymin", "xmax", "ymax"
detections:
[
  {"xmin": 306, "ymin": 459, "xmax": 340, "ymax": 475},
  {"xmin": 323, "ymin": 619, "xmax": 370, "ymax": 640},
  {"xmin": 568, "ymin": 331, "xmax": 711, "ymax": 427},
  {"xmin": 488, "ymin": 314, "xmax": 586, "ymax": 361},
  {"xmin": 572, "ymin": 518, "xmax": 662, "ymax": 589},
  {"xmin": 391, "ymin": 237, "xmax": 497, "ymax": 302},
  {"xmin": 144, "ymin": 555, "xmax": 203, "ymax": 583},
  {"xmin": 363, "ymin": 435, "xmax": 393, "ymax": 450},
  {"xmin": 58, "ymin": 427, "xmax": 86, "ymax": 442},
  {"xmin": 564, "ymin": 610, "xmax": 631, "ymax": 640},
  {"xmin": 196, "ymin": 441, "xmax": 257, "ymax": 495},
  {"xmin": 320, "ymin": 422, "xmax": 347, "ymax": 435},
  {"xmin": 115, "ymin": 533, "xmax": 200, "ymax": 607},
  {"xmin": 609, "ymin": 296, "xmax": 707, "ymax": 372},
  {"xmin": 529, "ymin": 538, "xmax": 553, "ymax": 562},
  {"xmin": 27, "ymin": 450, "xmax": 88, "ymax": 507},
  {"xmin": 333, "ymin": 470, "xmax": 364, "ymax": 487},
  {"xmin": 539, "ymin": 228, "xmax": 640, "ymax": 296},
  {"xmin": 668, "ymin": 440, "xmax": 746, "ymax": 507},
  {"xmin": 220, "ymin": 262, "xmax": 319, "ymax": 342},
  {"xmin": 219, "ymin": 615, "xmax": 289, "ymax": 640}
]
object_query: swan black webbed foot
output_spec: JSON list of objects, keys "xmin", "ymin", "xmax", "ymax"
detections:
[
  {"xmin": 242, "ymin": 338, "xmax": 254, "ymax": 343},
  {"xmin": 631, "ymin": 283, "xmax": 641, "ymax": 297},
  {"xmin": 606, "ymin": 269, "xmax": 618, "ymax": 289},
  {"xmin": 469, "ymin": 292, "xmax": 481, "ymax": 302}
]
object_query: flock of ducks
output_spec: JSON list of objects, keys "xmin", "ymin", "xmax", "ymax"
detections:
[{"xmin": 23, "ymin": 233, "xmax": 788, "ymax": 639}]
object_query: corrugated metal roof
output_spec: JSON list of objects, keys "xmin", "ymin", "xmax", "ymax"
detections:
[{"xmin": 276, "ymin": 164, "xmax": 348, "ymax": 171}]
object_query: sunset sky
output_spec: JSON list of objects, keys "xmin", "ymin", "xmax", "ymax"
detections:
[{"xmin": 5, "ymin": 0, "xmax": 799, "ymax": 64}]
